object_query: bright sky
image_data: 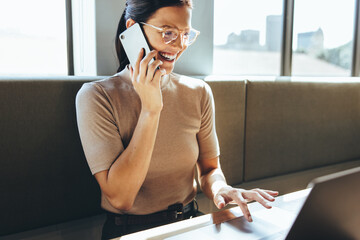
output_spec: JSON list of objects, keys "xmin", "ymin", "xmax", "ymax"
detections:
[
  {"xmin": 0, "ymin": 0, "xmax": 356, "ymax": 49},
  {"xmin": 214, "ymin": 0, "xmax": 356, "ymax": 49},
  {"xmin": 0, "ymin": 0, "xmax": 66, "ymax": 38},
  {"xmin": 0, "ymin": 0, "xmax": 67, "ymax": 75}
]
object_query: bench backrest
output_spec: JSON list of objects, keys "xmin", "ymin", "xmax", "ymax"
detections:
[
  {"xmin": 0, "ymin": 77, "xmax": 103, "ymax": 235},
  {"xmin": 244, "ymin": 80, "xmax": 360, "ymax": 181}
]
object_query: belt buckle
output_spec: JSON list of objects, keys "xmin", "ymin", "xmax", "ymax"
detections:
[
  {"xmin": 168, "ymin": 203, "xmax": 184, "ymax": 221},
  {"xmin": 176, "ymin": 210, "xmax": 183, "ymax": 219}
]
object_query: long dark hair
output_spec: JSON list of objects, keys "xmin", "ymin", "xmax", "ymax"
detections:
[{"xmin": 115, "ymin": 0, "xmax": 193, "ymax": 72}]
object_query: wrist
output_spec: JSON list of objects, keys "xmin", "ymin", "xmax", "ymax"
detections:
[
  {"xmin": 212, "ymin": 182, "xmax": 231, "ymax": 197},
  {"xmin": 140, "ymin": 108, "xmax": 162, "ymax": 118}
]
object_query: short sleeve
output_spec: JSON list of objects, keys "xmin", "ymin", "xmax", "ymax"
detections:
[
  {"xmin": 75, "ymin": 82, "xmax": 124, "ymax": 175},
  {"xmin": 197, "ymin": 83, "xmax": 220, "ymax": 160}
]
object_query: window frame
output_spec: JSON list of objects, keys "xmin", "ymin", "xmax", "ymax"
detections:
[
  {"xmin": 65, "ymin": 0, "xmax": 360, "ymax": 77},
  {"xmin": 66, "ymin": 0, "xmax": 74, "ymax": 75},
  {"xmin": 352, "ymin": 0, "xmax": 360, "ymax": 76},
  {"xmin": 280, "ymin": 0, "xmax": 360, "ymax": 77}
]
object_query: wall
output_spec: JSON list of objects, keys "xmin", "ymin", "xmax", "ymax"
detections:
[{"xmin": 72, "ymin": 0, "xmax": 214, "ymax": 76}]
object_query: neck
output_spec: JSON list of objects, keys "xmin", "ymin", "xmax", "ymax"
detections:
[{"xmin": 161, "ymin": 74, "xmax": 171, "ymax": 88}]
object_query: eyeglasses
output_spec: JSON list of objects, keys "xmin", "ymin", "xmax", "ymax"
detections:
[{"xmin": 140, "ymin": 22, "xmax": 200, "ymax": 46}]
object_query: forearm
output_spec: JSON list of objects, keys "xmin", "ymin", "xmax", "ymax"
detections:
[
  {"xmin": 200, "ymin": 166, "xmax": 229, "ymax": 201},
  {"xmin": 103, "ymin": 110, "xmax": 161, "ymax": 209}
]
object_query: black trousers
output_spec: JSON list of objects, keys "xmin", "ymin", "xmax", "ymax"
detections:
[{"xmin": 101, "ymin": 201, "xmax": 203, "ymax": 240}]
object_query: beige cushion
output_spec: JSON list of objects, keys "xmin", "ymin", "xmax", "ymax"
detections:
[
  {"xmin": 0, "ymin": 77, "xmax": 103, "ymax": 235},
  {"xmin": 207, "ymin": 81, "xmax": 246, "ymax": 185},
  {"xmin": 244, "ymin": 80, "xmax": 360, "ymax": 181}
]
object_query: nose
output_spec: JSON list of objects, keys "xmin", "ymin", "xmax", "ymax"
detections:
[{"xmin": 172, "ymin": 33, "xmax": 186, "ymax": 50}]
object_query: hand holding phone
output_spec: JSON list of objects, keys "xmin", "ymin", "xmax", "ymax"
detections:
[
  {"xmin": 119, "ymin": 23, "xmax": 154, "ymax": 68},
  {"xmin": 120, "ymin": 23, "xmax": 166, "ymax": 113}
]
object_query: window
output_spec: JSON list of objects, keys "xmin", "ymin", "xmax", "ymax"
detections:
[
  {"xmin": 292, "ymin": 0, "xmax": 356, "ymax": 76},
  {"xmin": 0, "ymin": 0, "xmax": 68, "ymax": 75},
  {"xmin": 213, "ymin": 0, "xmax": 283, "ymax": 75}
]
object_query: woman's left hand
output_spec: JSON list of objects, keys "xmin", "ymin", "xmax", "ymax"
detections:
[{"xmin": 213, "ymin": 186, "xmax": 279, "ymax": 222}]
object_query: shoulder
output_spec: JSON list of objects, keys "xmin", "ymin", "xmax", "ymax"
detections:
[
  {"xmin": 97, "ymin": 73, "xmax": 133, "ymax": 93},
  {"xmin": 76, "ymin": 81, "xmax": 101, "ymax": 104},
  {"xmin": 171, "ymin": 73, "xmax": 213, "ymax": 98},
  {"xmin": 76, "ymin": 72, "xmax": 133, "ymax": 105},
  {"xmin": 170, "ymin": 73, "xmax": 212, "ymax": 93}
]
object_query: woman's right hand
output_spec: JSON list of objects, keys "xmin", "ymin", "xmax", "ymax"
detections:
[
  {"xmin": 130, "ymin": 48, "xmax": 166, "ymax": 114},
  {"xmin": 93, "ymin": 49, "xmax": 167, "ymax": 211}
]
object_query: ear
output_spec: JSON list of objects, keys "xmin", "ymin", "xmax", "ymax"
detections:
[{"xmin": 126, "ymin": 18, "xmax": 136, "ymax": 29}]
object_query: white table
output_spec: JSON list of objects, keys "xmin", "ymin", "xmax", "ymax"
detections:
[{"xmin": 118, "ymin": 189, "xmax": 311, "ymax": 240}]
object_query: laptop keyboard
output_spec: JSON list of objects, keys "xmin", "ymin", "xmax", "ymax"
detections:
[{"xmin": 258, "ymin": 229, "xmax": 288, "ymax": 240}]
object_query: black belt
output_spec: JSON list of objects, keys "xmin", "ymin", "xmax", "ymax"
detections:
[{"xmin": 107, "ymin": 201, "xmax": 196, "ymax": 226}]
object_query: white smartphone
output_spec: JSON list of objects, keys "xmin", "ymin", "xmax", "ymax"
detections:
[{"xmin": 119, "ymin": 23, "xmax": 154, "ymax": 68}]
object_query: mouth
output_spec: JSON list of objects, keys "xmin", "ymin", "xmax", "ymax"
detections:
[{"xmin": 159, "ymin": 51, "xmax": 177, "ymax": 62}]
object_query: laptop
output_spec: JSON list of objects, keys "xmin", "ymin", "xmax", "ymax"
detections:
[
  {"xmin": 163, "ymin": 166, "xmax": 360, "ymax": 240},
  {"xmin": 283, "ymin": 166, "xmax": 360, "ymax": 240}
]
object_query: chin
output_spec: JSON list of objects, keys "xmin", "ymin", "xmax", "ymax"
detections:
[
  {"xmin": 158, "ymin": 60, "xmax": 174, "ymax": 74},
  {"xmin": 156, "ymin": 51, "xmax": 184, "ymax": 74}
]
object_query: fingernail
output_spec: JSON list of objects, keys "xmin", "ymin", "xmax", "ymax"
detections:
[{"xmin": 249, "ymin": 215, "xmax": 253, "ymax": 222}]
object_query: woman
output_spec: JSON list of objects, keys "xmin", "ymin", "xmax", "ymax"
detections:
[{"xmin": 76, "ymin": 0, "xmax": 278, "ymax": 239}]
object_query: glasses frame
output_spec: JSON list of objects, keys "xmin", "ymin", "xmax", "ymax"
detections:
[{"xmin": 140, "ymin": 22, "xmax": 200, "ymax": 46}]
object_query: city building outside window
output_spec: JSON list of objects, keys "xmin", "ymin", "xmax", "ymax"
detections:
[
  {"xmin": 213, "ymin": 0, "xmax": 283, "ymax": 76},
  {"xmin": 292, "ymin": 0, "xmax": 356, "ymax": 76},
  {"xmin": 213, "ymin": 0, "xmax": 357, "ymax": 77}
]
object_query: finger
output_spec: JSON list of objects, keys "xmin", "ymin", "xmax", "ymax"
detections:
[
  {"xmin": 237, "ymin": 195, "xmax": 252, "ymax": 222},
  {"xmin": 265, "ymin": 190, "xmax": 279, "ymax": 196},
  {"xmin": 228, "ymin": 190, "xmax": 252, "ymax": 222},
  {"xmin": 133, "ymin": 48, "xmax": 144, "ymax": 80},
  {"xmin": 152, "ymin": 68, "xmax": 166, "ymax": 87},
  {"xmin": 139, "ymin": 50, "xmax": 157, "ymax": 80},
  {"xmin": 129, "ymin": 65, "xmax": 133, "ymax": 77},
  {"xmin": 146, "ymin": 60, "xmax": 163, "ymax": 82},
  {"xmin": 130, "ymin": 66, "xmax": 137, "ymax": 86},
  {"xmin": 214, "ymin": 194, "xmax": 226, "ymax": 209},
  {"xmin": 253, "ymin": 188, "xmax": 276, "ymax": 202},
  {"xmin": 244, "ymin": 191, "xmax": 272, "ymax": 209}
]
